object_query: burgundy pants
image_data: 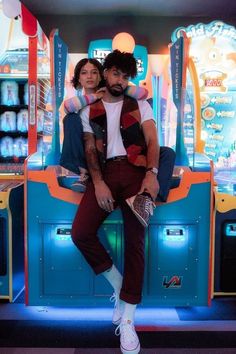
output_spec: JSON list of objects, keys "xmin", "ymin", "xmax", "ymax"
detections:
[{"xmin": 71, "ymin": 159, "xmax": 146, "ymax": 304}]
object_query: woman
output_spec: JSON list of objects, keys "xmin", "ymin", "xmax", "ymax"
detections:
[{"xmin": 60, "ymin": 58, "xmax": 148, "ymax": 192}]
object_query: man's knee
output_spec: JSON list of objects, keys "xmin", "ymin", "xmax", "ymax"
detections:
[
  {"xmin": 160, "ymin": 146, "xmax": 176, "ymax": 164},
  {"xmin": 71, "ymin": 221, "xmax": 86, "ymax": 249},
  {"xmin": 64, "ymin": 113, "xmax": 82, "ymax": 129}
]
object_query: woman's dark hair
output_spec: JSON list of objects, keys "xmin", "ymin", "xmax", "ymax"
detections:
[
  {"xmin": 103, "ymin": 50, "xmax": 137, "ymax": 79},
  {"xmin": 71, "ymin": 58, "xmax": 104, "ymax": 89}
]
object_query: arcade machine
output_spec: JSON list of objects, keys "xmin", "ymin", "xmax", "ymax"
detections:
[
  {"xmin": 25, "ymin": 30, "xmax": 213, "ymax": 307},
  {"xmin": 0, "ymin": 2, "xmax": 28, "ymax": 302},
  {"xmin": 0, "ymin": 0, "xmax": 50, "ymax": 302},
  {"xmin": 172, "ymin": 21, "xmax": 236, "ymax": 296}
]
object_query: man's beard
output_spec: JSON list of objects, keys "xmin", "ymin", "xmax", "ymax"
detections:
[{"xmin": 106, "ymin": 83, "xmax": 125, "ymax": 97}]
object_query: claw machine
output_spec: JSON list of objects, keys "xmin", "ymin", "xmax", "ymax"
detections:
[
  {"xmin": 0, "ymin": 2, "xmax": 27, "ymax": 301},
  {"xmin": 0, "ymin": 0, "xmax": 49, "ymax": 301}
]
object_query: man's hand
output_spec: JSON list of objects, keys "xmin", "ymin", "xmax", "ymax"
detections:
[
  {"xmin": 94, "ymin": 180, "xmax": 115, "ymax": 212},
  {"xmin": 140, "ymin": 118, "xmax": 160, "ymax": 201},
  {"xmin": 139, "ymin": 172, "xmax": 159, "ymax": 201}
]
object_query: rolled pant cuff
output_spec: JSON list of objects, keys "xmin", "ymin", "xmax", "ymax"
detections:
[
  {"xmin": 120, "ymin": 289, "xmax": 141, "ymax": 305},
  {"xmin": 94, "ymin": 261, "xmax": 113, "ymax": 275}
]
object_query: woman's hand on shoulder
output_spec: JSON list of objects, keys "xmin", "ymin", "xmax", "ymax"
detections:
[{"xmin": 95, "ymin": 87, "xmax": 106, "ymax": 100}]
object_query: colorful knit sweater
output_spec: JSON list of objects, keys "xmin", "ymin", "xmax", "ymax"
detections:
[
  {"xmin": 64, "ymin": 85, "xmax": 148, "ymax": 113},
  {"xmin": 89, "ymin": 96, "xmax": 147, "ymax": 169}
]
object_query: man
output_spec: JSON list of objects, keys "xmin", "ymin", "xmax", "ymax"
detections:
[{"xmin": 71, "ymin": 50, "xmax": 160, "ymax": 354}]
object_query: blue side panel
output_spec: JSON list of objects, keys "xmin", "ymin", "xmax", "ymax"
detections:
[
  {"xmin": 0, "ymin": 209, "xmax": 9, "ymax": 296},
  {"xmin": 27, "ymin": 180, "xmax": 123, "ymax": 306},
  {"xmin": 145, "ymin": 181, "xmax": 211, "ymax": 306}
]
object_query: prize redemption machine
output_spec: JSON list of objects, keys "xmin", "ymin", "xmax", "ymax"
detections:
[
  {"xmin": 0, "ymin": 3, "xmax": 33, "ymax": 301},
  {"xmin": 172, "ymin": 21, "xmax": 236, "ymax": 295},
  {"xmin": 25, "ymin": 31, "xmax": 213, "ymax": 308},
  {"xmin": 0, "ymin": 1, "xmax": 49, "ymax": 302}
]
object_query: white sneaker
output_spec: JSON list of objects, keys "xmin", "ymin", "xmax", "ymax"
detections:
[
  {"xmin": 110, "ymin": 293, "xmax": 122, "ymax": 325},
  {"xmin": 71, "ymin": 174, "xmax": 89, "ymax": 193},
  {"xmin": 115, "ymin": 319, "xmax": 140, "ymax": 354}
]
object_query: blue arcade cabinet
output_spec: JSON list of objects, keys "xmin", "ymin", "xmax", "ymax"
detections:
[{"xmin": 25, "ymin": 33, "xmax": 214, "ymax": 307}]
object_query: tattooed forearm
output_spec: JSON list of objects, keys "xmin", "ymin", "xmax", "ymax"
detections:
[
  {"xmin": 86, "ymin": 146, "xmax": 103, "ymax": 182},
  {"xmin": 84, "ymin": 133, "xmax": 103, "ymax": 183}
]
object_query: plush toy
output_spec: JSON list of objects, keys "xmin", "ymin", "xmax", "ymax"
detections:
[
  {"xmin": 0, "ymin": 111, "xmax": 16, "ymax": 131},
  {"xmin": 17, "ymin": 109, "xmax": 28, "ymax": 132},
  {"xmin": 14, "ymin": 137, "xmax": 28, "ymax": 157},
  {"xmin": 1, "ymin": 80, "xmax": 19, "ymax": 106},
  {"xmin": 0, "ymin": 136, "xmax": 14, "ymax": 157}
]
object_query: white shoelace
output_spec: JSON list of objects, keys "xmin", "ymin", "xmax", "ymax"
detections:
[
  {"xmin": 144, "ymin": 197, "xmax": 155, "ymax": 216},
  {"xmin": 110, "ymin": 292, "xmax": 118, "ymax": 305},
  {"xmin": 115, "ymin": 320, "xmax": 137, "ymax": 343}
]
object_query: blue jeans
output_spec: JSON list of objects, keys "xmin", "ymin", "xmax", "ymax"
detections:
[{"xmin": 60, "ymin": 113, "xmax": 87, "ymax": 174}]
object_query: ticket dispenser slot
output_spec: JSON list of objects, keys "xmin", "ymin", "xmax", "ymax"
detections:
[
  {"xmin": 164, "ymin": 227, "xmax": 186, "ymax": 242},
  {"xmin": 56, "ymin": 228, "xmax": 72, "ymax": 240}
]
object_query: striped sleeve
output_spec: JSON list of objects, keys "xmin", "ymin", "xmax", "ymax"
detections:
[
  {"xmin": 64, "ymin": 93, "xmax": 98, "ymax": 113},
  {"xmin": 125, "ymin": 85, "xmax": 148, "ymax": 100}
]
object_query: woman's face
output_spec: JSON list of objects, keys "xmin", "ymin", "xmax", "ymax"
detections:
[{"xmin": 79, "ymin": 62, "xmax": 101, "ymax": 92}]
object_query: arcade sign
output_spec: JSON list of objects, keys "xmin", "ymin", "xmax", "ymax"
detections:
[{"xmin": 171, "ymin": 21, "xmax": 236, "ymax": 42}]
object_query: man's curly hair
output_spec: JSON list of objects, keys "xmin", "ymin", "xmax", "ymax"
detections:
[{"xmin": 103, "ymin": 50, "xmax": 137, "ymax": 79}]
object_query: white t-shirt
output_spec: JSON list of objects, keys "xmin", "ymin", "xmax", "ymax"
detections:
[{"xmin": 80, "ymin": 99, "xmax": 154, "ymax": 159}]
